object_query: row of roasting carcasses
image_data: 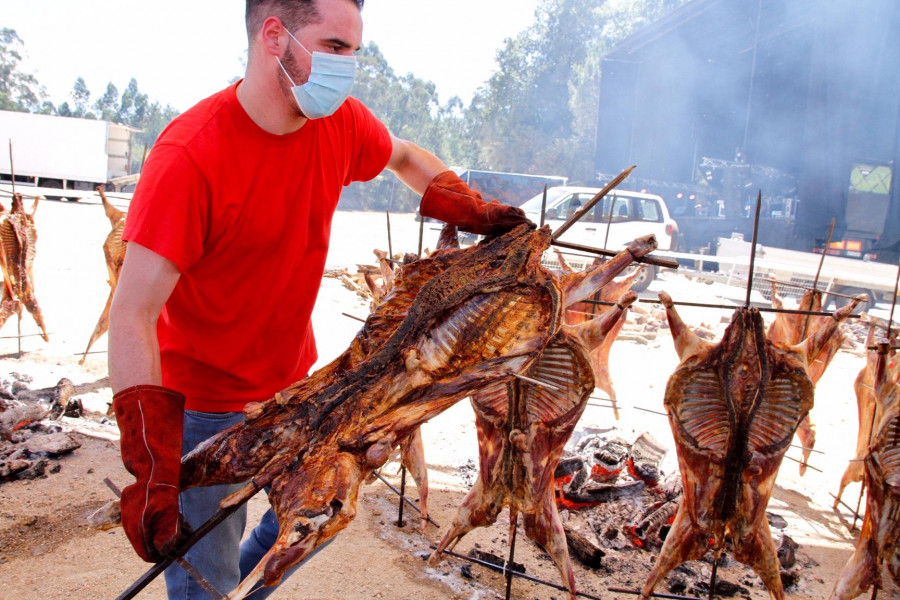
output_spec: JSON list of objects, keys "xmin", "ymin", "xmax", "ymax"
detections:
[
  {"xmin": 6, "ymin": 192, "xmax": 898, "ymax": 599},
  {"xmin": 165, "ymin": 223, "xmax": 898, "ymax": 600},
  {"xmin": 0, "ymin": 191, "xmax": 125, "ymax": 364},
  {"xmin": 365, "ymin": 231, "xmax": 897, "ymax": 600}
]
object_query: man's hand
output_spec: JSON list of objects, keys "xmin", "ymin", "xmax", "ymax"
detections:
[
  {"xmin": 113, "ymin": 385, "xmax": 189, "ymax": 562},
  {"xmin": 419, "ymin": 171, "xmax": 534, "ymax": 235}
]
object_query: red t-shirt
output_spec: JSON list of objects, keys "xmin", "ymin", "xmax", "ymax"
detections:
[{"xmin": 123, "ymin": 82, "xmax": 392, "ymax": 412}]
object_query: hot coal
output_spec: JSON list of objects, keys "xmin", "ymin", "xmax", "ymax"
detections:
[{"xmin": 0, "ymin": 377, "xmax": 84, "ymax": 483}]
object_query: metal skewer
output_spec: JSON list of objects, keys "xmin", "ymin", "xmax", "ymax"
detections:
[
  {"xmin": 552, "ymin": 165, "xmax": 635, "ymax": 241},
  {"xmin": 508, "ymin": 371, "xmax": 561, "ymax": 391},
  {"xmin": 539, "ymin": 184, "xmax": 547, "ymax": 228},
  {"xmin": 385, "ymin": 210, "xmax": 393, "ymax": 260},
  {"xmin": 745, "ymin": 191, "xmax": 763, "ymax": 308},
  {"xmin": 582, "ymin": 297, "xmax": 861, "ymax": 318},
  {"xmin": 783, "ymin": 454, "xmax": 822, "ymax": 473},
  {"xmin": 432, "ymin": 546, "xmax": 608, "ymax": 600},
  {"xmin": 551, "ymin": 239, "xmax": 680, "ymax": 269},
  {"xmin": 372, "ymin": 471, "xmax": 440, "ymax": 528},
  {"xmin": 397, "ymin": 464, "xmax": 407, "ymax": 527},
  {"xmin": 801, "ymin": 218, "xmax": 836, "ymax": 339}
]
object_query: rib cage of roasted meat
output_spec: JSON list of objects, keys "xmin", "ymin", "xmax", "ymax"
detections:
[
  {"xmin": 80, "ymin": 188, "xmax": 126, "ymax": 365},
  {"xmin": 639, "ymin": 291, "xmax": 858, "ymax": 600},
  {"xmin": 0, "ymin": 193, "xmax": 47, "ymax": 341},
  {"xmin": 429, "ymin": 289, "xmax": 639, "ymax": 600},
  {"xmin": 830, "ymin": 344, "xmax": 900, "ymax": 599},
  {"xmin": 767, "ymin": 283, "xmax": 862, "ymax": 475}
]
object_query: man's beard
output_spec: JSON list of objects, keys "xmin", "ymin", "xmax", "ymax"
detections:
[{"xmin": 279, "ymin": 45, "xmax": 310, "ymax": 118}]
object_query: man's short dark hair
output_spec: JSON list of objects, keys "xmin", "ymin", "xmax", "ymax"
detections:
[{"xmin": 245, "ymin": 0, "xmax": 364, "ymax": 38}]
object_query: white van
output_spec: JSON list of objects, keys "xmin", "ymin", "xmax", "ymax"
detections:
[{"xmin": 520, "ymin": 186, "xmax": 679, "ymax": 290}]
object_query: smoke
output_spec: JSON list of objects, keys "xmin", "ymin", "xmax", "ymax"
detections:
[{"xmin": 594, "ymin": 0, "xmax": 900, "ymax": 252}]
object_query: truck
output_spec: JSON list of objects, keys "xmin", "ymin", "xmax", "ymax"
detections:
[
  {"xmin": 456, "ymin": 169, "xmax": 568, "ymax": 206},
  {"xmin": 0, "ymin": 110, "xmax": 138, "ymax": 198}
]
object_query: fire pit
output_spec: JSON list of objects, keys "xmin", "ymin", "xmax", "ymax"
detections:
[
  {"xmin": 554, "ymin": 430, "xmax": 813, "ymax": 598},
  {"xmin": 0, "ymin": 375, "xmax": 84, "ymax": 481}
]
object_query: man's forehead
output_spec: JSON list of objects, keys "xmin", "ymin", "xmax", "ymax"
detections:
[{"xmin": 307, "ymin": 0, "xmax": 362, "ymax": 48}]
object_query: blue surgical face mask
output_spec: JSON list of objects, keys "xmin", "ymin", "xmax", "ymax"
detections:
[{"xmin": 277, "ymin": 29, "xmax": 356, "ymax": 119}]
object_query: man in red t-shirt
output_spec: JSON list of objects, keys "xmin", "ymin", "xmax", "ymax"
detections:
[{"xmin": 107, "ymin": 0, "xmax": 530, "ymax": 597}]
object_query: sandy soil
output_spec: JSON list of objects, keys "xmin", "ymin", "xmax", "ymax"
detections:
[{"xmin": 0, "ymin": 195, "xmax": 896, "ymax": 600}]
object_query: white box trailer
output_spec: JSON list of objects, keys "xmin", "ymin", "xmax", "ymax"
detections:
[{"xmin": 0, "ymin": 110, "xmax": 136, "ymax": 197}]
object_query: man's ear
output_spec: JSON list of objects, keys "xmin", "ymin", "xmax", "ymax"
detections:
[{"xmin": 259, "ymin": 16, "xmax": 287, "ymax": 57}]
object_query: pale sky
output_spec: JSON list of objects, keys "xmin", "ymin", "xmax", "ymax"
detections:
[{"xmin": 4, "ymin": 1, "xmax": 540, "ymax": 113}]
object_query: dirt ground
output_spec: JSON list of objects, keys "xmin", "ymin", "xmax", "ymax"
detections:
[{"xmin": 0, "ymin": 195, "xmax": 897, "ymax": 599}]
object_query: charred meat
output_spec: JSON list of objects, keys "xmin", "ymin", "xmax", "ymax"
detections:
[
  {"xmin": 830, "ymin": 344, "xmax": 900, "ymax": 599},
  {"xmin": 639, "ymin": 291, "xmax": 857, "ymax": 600}
]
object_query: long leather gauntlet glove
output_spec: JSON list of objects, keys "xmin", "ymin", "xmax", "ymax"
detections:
[
  {"xmin": 113, "ymin": 385, "xmax": 189, "ymax": 562},
  {"xmin": 419, "ymin": 170, "xmax": 534, "ymax": 235}
]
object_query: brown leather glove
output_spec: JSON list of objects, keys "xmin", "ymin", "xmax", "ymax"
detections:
[
  {"xmin": 419, "ymin": 171, "xmax": 534, "ymax": 235},
  {"xmin": 113, "ymin": 385, "xmax": 189, "ymax": 562}
]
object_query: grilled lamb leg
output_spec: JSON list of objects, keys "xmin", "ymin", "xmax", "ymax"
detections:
[
  {"xmin": 834, "ymin": 324, "xmax": 887, "ymax": 508},
  {"xmin": 398, "ymin": 426, "xmax": 430, "ymax": 531},
  {"xmin": 640, "ymin": 291, "xmax": 857, "ymax": 600},
  {"xmin": 767, "ymin": 286, "xmax": 862, "ymax": 474},
  {"xmin": 830, "ymin": 344, "xmax": 900, "ymax": 599},
  {"xmin": 562, "ymin": 258, "xmax": 643, "ymax": 419}
]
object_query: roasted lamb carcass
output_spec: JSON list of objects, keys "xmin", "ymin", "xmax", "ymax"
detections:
[
  {"xmin": 555, "ymin": 250, "xmax": 643, "ymax": 419},
  {"xmin": 767, "ymin": 283, "xmax": 862, "ymax": 474},
  {"xmin": 430, "ymin": 289, "xmax": 640, "ymax": 600},
  {"xmin": 834, "ymin": 324, "xmax": 898, "ymax": 508},
  {"xmin": 178, "ymin": 225, "xmax": 660, "ymax": 599},
  {"xmin": 0, "ymin": 193, "xmax": 47, "ymax": 341},
  {"xmin": 639, "ymin": 291, "xmax": 858, "ymax": 600},
  {"xmin": 830, "ymin": 343, "xmax": 900, "ymax": 599},
  {"xmin": 79, "ymin": 188, "xmax": 127, "ymax": 365}
]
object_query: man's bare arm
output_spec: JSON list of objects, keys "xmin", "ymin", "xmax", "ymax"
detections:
[
  {"xmin": 385, "ymin": 135, "xmax": 448, "ymax": 194},
  {"xmin": 108, "ymin": 242, "xmax": 181, "ymax": 393}
]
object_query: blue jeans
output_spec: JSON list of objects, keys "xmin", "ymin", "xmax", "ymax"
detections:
[{"xmin": 164, "ymin": 410, "xmax": 325, "ymax": 599}]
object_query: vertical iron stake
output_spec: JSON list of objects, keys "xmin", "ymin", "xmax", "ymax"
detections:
[
  {"xmin": 417, "ymin": 208, "xmax": 425, "ymax": 257},
  {"xmin": 539, "ymin": 184, "xmax": 548, "ymax": 228},
  {"xmin": 802, "ymin": 218, "xmax": 836, "ymax": 339},
  {"xmin": 708, "ymin": 555, "xmax": 719, "ymax": 599},
  {"xmin": 744, "ymin": 190, "xmax": 763, "ymax": 308},
  {"xmin": 505, "ymin": 513, "xmax": 518, "ymax": 600},
  {"xmin": 603, "ymin": 193, "xmax": 616, "ymax": 251},
  {"xmin": 385, "ymin": 210, "xmax": 393, "ymax": 261},
  {"xmin": 397, "ymin": 465, "xmax": 407, "ymax": 527},
  {"xmin": 8, "ymin": 139, "xmax": 15, "ymax": 195},
  {"xmin": 887, "ymin": 261, "xmax": 900, "ymax": 338}
]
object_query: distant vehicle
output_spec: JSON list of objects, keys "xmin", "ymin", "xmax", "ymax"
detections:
[
  {"xmin": 0, "ymin": 110, "xmax": 138, "ymax": 199},
  {"xmin": 520, "ymin": 186, "xmax": 679, "ymax": 291}
]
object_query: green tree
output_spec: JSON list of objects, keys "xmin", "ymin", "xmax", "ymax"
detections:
[
  {"xmin": 94, "ymin": 82, "xmax": 120, "ymax": 122},
  {"xmin": 0, "ymin": 28, "xmax": 52, "ymax": 113},
  {"xmin": 471, "ymin": 0, "xmax": 689, "ymax": 183},
  {"xmin": 344, "ymin": 42, "xmax": 474, "ymax": 211},
  {"xmin": 68, "ymin": 76, "xmax": 95, "ymax": 118}
]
